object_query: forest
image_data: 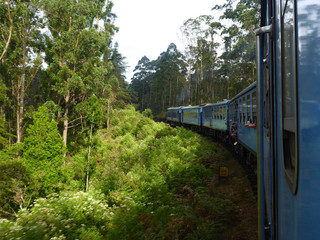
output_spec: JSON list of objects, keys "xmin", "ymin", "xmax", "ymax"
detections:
[
  {"xmin": 0, "ymin": 0, "xmax": 258, "ymax": 239},
  {"xmin": 130, "ymin": 0, "xmax": 259, "ymax": 115}
]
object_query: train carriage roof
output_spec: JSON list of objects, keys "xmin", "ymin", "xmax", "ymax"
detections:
[
  {"xmin": 167, "ymin": 107, "xmax": 181, "ymax": 110},
  {"xmin": 202, "ymin": 99, "xmax": 230, "ymax": 108},
  {"xmin": 181, "ymin": 105, "xmax": 201, "ymax": 110}
]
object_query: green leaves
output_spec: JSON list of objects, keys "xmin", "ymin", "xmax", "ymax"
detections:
[
  {"xmin": 130, "ymin": 43, "xmax": 187, "ymax": 114},
  {"xmin": 23, "ymin": 106, "xmax": 65, "ymax": 196}
]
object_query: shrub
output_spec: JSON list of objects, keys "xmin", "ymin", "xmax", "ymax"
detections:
[
  {"xmin": 0, "ymin": 191, "xmax": 109, "ymax": 240},
  {"xmin": 23, "ymin": 106, "xmax": 65, "ymax": 196}
]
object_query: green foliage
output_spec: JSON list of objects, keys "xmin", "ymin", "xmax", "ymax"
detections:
[
  {"xmin": 0, "ymin": 116, "xmax": 9, "ymax": 149},
  {"xmin": 0, "ymin": 107, "xmax": 256, "ymax": 239},
  {"xmin": 130, "ymin": 2, "xmax": 259, "ymax": 111},
  {"xmin": 142, "ymin": 108, "xmax": 153, "ymax": 119},
  {"xmin": 76, "ymin": 95, "xmax": 103, "ymax": 127},
  {"xmin": 0, "ymin": 191, "xmax": 109, "ymax": 240},
  {"xmin": 86, "ymin": 108, "xmax": 240, "ymax": 238},
  {"xmin": 0, "ymin": 158, "xmax": 30, "ymax": 218},
  {"xmin": 23, "ymin": 106, "xmax": 65, "ymax": 196},
  {"xmin": 129, "ymin": 43, "xmax": 187, "ymax": 115}
]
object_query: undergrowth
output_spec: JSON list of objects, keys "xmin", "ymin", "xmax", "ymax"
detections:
[{"xmin": 0, "ymin": 106, "xmax": 256, "ymax": 239}]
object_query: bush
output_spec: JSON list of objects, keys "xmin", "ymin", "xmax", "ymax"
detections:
[
  {"xmin": 0, "ymin": 107, "xmax": 246, "ymax": 239},
  {"xmin": 0, "ymin": 191, "xmax": 109, "ymax": 240},
  {"xmin": 23, "ymin": 106, "xmax": 65, "ymax": 196}
]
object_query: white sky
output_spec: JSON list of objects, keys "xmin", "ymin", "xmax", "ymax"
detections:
[{"xmin": 112, "ymin": 0, "xmax": 225, "ymax": 82}]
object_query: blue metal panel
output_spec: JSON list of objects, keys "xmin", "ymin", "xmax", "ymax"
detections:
[
  {"xmin": 167, "ymin": 107, "xmax": 181, "ymax": 122},
  {"xmin": 203, "ymin": 101, "xmax": 229, "ymax": 131},
  {"xmin": 181, "ymin": 106, "xmax": 201, "ymax": 126},
  {"xmin": 237, "ymin": 123, "xmax": 257, "ymax": 154},
  {"xmin": 228, "ymin": 83, "xmax": 257, "ymax": 154},
  {"xmin": 275, "ymin": 0, "xmax": 320, "ymax": 239}
]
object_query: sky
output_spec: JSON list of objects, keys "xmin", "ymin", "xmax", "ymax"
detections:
[{"xmin": 112, "ymin": 0, "xmax": 225, "ymax": 82}]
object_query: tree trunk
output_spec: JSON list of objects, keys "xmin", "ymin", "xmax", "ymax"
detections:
[
  {"xmin": 200, "ymin": 41, "xmax": 203, "ymax": 105},
  {"xmin": 63, "ymin": 91, "xmax": 70, "ymax": 147},
  {"xmin": 0, "ymin": 0, "xmax": 13, "ymax": 62},
  {"xmin": 63, "ymin": 109, "xmax": 69, "ymax": 146},
  {"xmin": 16, "ymin": 105, "xmax": 23, "ymax": 143},
  {"xmin": 16, "ymin": 34, "xmax": 27, "ymax": 143}
]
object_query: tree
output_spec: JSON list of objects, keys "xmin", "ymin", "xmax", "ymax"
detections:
[
  {"xmin": 38, "ymin": 0, "xmax": 117, "ymax": 147},
  {"xmin": 213, "ymin": 0, "xmax": 260, "ymax": 97},
  {"xmin": 181, "ymin": 15, "xmax": 221, "ymax": 104},
  {"xmin": 0, "ymin": 0, "xmax": 43, "ymax": 144},
  {"xmin": 130, "ymin": 56, "xmax": 152, "ymax": 110},
  {"xmin": 0, "ymin": 0, "xmax": 13, "ymax": 62},
  {"xmin": 23, "ymin": 106, "xmax": 65, "ymax": 196},
  {"xmin": 75, "ymin": 95, "xmax": 102, "ymax": 191}
]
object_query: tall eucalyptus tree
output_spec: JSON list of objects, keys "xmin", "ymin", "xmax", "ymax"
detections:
[{"xmin": 38, "ymin": 0, "xmax": 117, "ymax": 146}]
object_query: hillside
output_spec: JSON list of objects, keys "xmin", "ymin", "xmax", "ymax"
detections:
[{"xmin": 0, "ymin": 107, "xmax": 257, "ymax": 239}]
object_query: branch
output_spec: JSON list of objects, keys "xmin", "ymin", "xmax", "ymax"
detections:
[
  {"xmin": 68, "ymin": 116, "xmax": 87, "ymax": 125},
  {"xmin": 25, "ymin": 56, "xmax": 42, "ymax": 91},
  {"xmin": 67, "ymin": 122, "xmax": 82, "ymax": 129},
  {"xmin": 0, "ymin": 0, "xmax": 13, "ymax": 62},
  {"xmin": 0, "ymin": 208, "xmax": 17, "ymax": 218}
]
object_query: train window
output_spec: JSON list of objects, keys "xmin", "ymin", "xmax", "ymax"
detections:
[
  {"xmin": 247, "ymin": 95, "xmax": 251, "ymax": 123},
  {"xmin": 222, "ymin": 106, "xmax": 224, "ymax": 120},
  {"xmin": 216, "ymin": 107, "xmax": 218, "ymax": 120},
  {"xmin": 252, "ymin": 91, "xmax": 257, "ymax": 123},
  {"xmin": 234, "ymin": 101, "xmax": 238, "ymax": 123},
  {"xmin": 281, "ymin": 0, "xmax": 298, "ymax": 194},
  {"xmin": 231, "ymin": 104, "xmax": 234, "ymax": 122},
  {"xmin": 221, "ymin": 106, "xmax": 223, "ymax": 120},
  {"xmin": 242, "ymin": 96, "xmax": 246, "ymax": 124},
  {"xmin": 213, "ymin": 107, "xmax": 215, "ymax": 120},
  {"xmin": 204, "ymin": 108, "xmax": 209, "ymax": 119}
]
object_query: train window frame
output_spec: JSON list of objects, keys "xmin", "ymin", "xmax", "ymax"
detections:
[{"xmin": 281, "ymin": 0, "xmax": 298, "ymax": 194}]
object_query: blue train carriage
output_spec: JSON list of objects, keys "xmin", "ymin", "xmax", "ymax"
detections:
[
  {"xmin": 181, "ymin": 105, "xmax": 202, "ymax": 131},
  {"xmin": 256, "ymin": 0, "xmax": 320, "ymax": 239},
  {"xmin": 229, "ymin": 82, "xmax": 257, "ymax": 155},
  {"xmin": 202, "ymin": 100, "xmax": 229, "ymax": 137},
  {"xmin": 167, "ymin": 107, "xmax": 181, "ymax": 126}
]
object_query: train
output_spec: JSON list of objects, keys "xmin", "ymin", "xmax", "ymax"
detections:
[
  {"xmin": 167, "ymin": 82, "xmax": 258, "ymax": 175},
  {"xmin": 167, "ymin": 0, "xmax": 320, "ymax": 239}
]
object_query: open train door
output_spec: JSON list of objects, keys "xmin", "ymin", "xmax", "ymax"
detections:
[{"xmin": 255, "ymin": 0, "xmax": 276, "ymax": 239}]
